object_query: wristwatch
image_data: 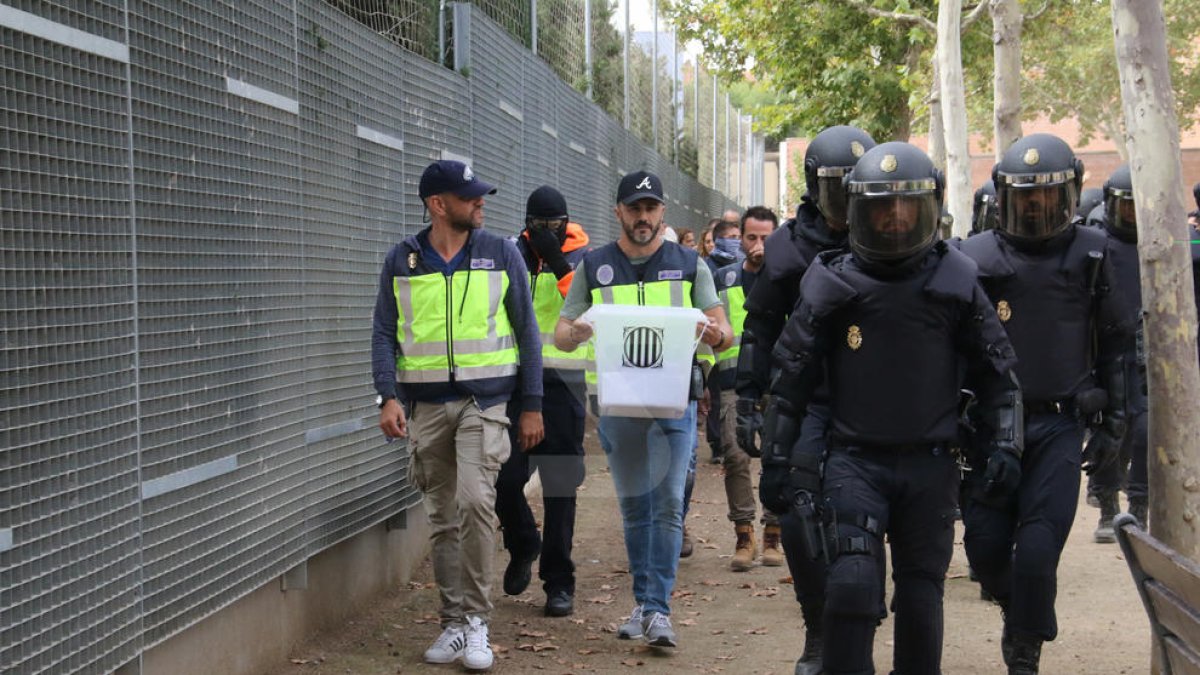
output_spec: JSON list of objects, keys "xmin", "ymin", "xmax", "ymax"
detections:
[{"xmin": 375, "ymin": 395, "xmax": 395, "ymax": 409}]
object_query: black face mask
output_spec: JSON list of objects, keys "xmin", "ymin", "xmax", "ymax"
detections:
[{"xmin": 526, "ymin": 216, "xmax": 568, "ymax": 244}]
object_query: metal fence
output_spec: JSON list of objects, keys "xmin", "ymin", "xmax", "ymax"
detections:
[{"xmin": 0, "ymin": 2, "xmax": 743, "ymax": 673}]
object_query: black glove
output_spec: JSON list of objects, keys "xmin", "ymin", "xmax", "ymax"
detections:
[
  {"xmin": 982, "ymin": 449, "xmax": 1021, "ymax": 504},
  {"xmin": 735, "ymin": 397, "xmax": 763, "ymax": 457},
  {"xmin": 759, "ymin": 464, "xmax": 792, "ymax": 514},
  {"xmin": 1082, "ymin": 428, "xmax": 1121, "ymax": 475},
  {"xmin": 527, "ymin": 227, "xmax": 571, "ymax": 278}
]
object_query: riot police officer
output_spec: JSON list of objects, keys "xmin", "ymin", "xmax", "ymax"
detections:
[
  {"xmin": 735, "ymin": 124, "xmax": 876, "ymax": 675},
  {"xmin": 1073, "ymin": 186, "xmax": 1105, "ymax": 226},
  {"xmin": 959, "ymin": 134, "xmax": 1132, "ymax": 675},
  {"xmin": 971, "ymin": 179, "xmax": 999, "ymax": 236},
  {"xmin": 766, "ymin": 141, "xmax": 1024, "ymax": 675},
  {"xmin": 1086, "ymin": 164, "xmax": 1149, "ymax": 534}
]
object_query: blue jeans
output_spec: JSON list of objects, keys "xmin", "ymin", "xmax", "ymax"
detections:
[{"xmin": 598, "ymin": 402, "xmax": 697, "ymax": 616}]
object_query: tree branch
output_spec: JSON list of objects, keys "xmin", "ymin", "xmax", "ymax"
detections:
[
  {"xmin": 961, "ymin": 2, "xmax": 989, "ymax": 29},
  {"xmin": 843, "ymin": 0, "xmax": 936, "ymax": 32},
  {"xmin": 1023, "ymin": 1, "xmax": 1050, "ymax": 23}
]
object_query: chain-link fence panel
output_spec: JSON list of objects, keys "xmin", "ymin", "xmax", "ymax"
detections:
[
  {"xmin": 2, "ymin": 2, "xmax": 741, "ymax": 673},
  {"xmin": 0, "ymin": 1, "xmax": 142, "ymax": 671}
]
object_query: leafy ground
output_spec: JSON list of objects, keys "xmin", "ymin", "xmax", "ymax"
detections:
[{"xmin": 269, "ymin": 419, "xmax": 1150, "ymax": 674}]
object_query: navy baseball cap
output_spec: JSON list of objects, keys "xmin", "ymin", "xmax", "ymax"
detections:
[
  {"xmin": 616, "ymin": 170, "xmax": 664, "ymax": 205},
  {"xmin": 418, "ymin": 160, "xmax": 497, "ymax": 200}
]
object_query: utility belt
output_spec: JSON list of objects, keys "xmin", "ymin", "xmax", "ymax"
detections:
[
  {"xmin": 1025, "ymin": 387, "xmax": 1107, "ymax": 423},
  {"xmin": 829, "ymin": 438, "xmax": 951, "ymax": 456},
  {"xmin": 1024, "ymin": 399, "xmax": 1073, "ymax": 415}
]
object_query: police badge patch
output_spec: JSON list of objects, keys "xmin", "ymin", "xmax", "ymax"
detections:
[
  {"xmin": 596, "ymin": 263, "xmax": 615, "ymax": 286},
  {"xmin": 408, "ymin": 252, "xmax": 418, "ymax": 270},
  {"xmin": 847, "ymin": 325, "xmax": 863, "ymax": 350},
  {"xmin": 997, "ymin": 300, "xmax": 1012, "ymax": 322},
  {"xmin": 880, "ymin": 155, "xmax": 898, "ymax": 173},
  {"xmin": 1023, "ymin": 148, "xmax": 1040, "ymax": 166},
  {"xmin": 724, "ymin": 270, "xmax": 737, "ymax": 287}
]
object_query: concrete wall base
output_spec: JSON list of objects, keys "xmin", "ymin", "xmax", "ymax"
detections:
[{"xmin": 120, "ymin": 505, "xmax": 430, "ymax": 675}]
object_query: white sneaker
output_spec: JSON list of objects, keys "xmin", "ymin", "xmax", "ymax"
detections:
[
  {"xmin": 423, "ymin": 623, "xmax": 466, "ymax": 664},
  {"xmin": 617, "ymin": 604, "xmax": 644, "ymax": 640},
  {"xmin": 462, "ymin": 616, "xmax": 494, "ymax": 670}
]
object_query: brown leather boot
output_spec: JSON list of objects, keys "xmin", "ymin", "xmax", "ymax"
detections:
[
  {"xmin": 730, "ymin": 523, "xmax": 756, "ymax": 571},
  {"xmin": 761, "ymin": 523, "xmax": 785, "ymax": 567}
]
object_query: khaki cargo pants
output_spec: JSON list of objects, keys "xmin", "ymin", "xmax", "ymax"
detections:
[{"xmin": 408, "ymin": 397, "xmax": 512, "ymax": 624}]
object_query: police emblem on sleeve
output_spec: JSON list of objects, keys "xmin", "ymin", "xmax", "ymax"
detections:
[
  {"xmin": 880, "ymin": 155, "xmax": 898, "ymax": 173},
  {"xmin": 847, "ymin": 325, "xmax": 863, "ymax": 351},
  {"xmin": 724, "ymin": 270, "xmax": 737, "ymax": 287},
  {"xmin": 408, "ymin": 252, "xmax": 418, "ymax": 270},
  {"xmin": 997, "ymin": 300, "xmax": 1012, "ymax": 322},
  {"xmin": 596, "ymin": 263, "xmax": 615, "ymax": 286},
  {"xmin": 623, "ymin": 326, "xmax": 664, "ymax": 368}
]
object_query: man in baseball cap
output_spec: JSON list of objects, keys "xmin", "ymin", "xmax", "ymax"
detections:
[
  {"xmin": 419, "ymin": 159, "xmax": 497, "ymax": 200},
  {"xmin": 615, "ymin": 170, "xmax": 665, "ymax": 205}
]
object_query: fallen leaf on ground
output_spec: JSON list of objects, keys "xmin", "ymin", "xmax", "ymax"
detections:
[
  {"xmin": 679, "ymin": 618, "xmax": 697, "ymax": 626},
  {"xmin": 744, "ymin": 627, "xmax": 769, "ymax": 635},
  {"xmin": 577, "ymin": 648, "xmax": 599, "ymax": 655},
  {"xmin": 517, "ymin": 642, "xmax": 559, "ymax": 652},
  {"xmin": 587, "ymin": 594, "xmax": 615, "ymax": 605},
  {"xmin": 519, "ymin": 629, "xmax": 549, "ymax": 638},
  {"xmin": 779, "ymin": 576, "xmax": 794, "ymax": 584},
  {"xmin": 621, "ymin": 658, "xmax": 644, "ymax": 667}
]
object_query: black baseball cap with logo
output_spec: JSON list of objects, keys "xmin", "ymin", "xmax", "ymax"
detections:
[
  {"xmin": 419, "ymin": 160, "xmax": 497, "ymax": 200},
  {"xmin": 616, "ymin": 170, "xmax": 664, "ymax": 205}
]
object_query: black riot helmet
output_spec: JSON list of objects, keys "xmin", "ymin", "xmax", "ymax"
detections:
[
  {"xmin": 804, "ymin": 125, "xmax": 877, "ymax": 230},
  {"xmin": 845, "ymin": 141, "xmax": 943, "ymax": 265},
  {"xmin": 971, "ymin": 179, "xmax": 998, "ymax": 235},
  {"xmin": 1103, "ymin": 163, "xmax": 1137, "ymax": 242},
  {"xmin": 993, "ymin": 133, "xmax": 1083, "ymax": 243},
  {"xmin": 1076, "ymin": 187, "xmax": 1104, "ymax": 223}
]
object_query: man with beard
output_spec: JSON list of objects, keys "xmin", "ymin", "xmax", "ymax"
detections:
[
  {"xmin": 554, "ymin": 171, "xmax": 732, "ymax": 649},
  {"xmin": 713, "ymin": 206, "xmax": 782, "ymax": 571},
  {"xmin": 373, "ymin": 160, "xmax": 544, "ymax": 671}
]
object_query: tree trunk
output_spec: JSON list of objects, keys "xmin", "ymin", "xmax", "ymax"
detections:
[
  {"xmin": 928, "ymin": 60, "xmax": 946, "ymax": 172},
  {"xmin": 938, "ymin": 0, "xmax": 971, "ymax": 238},
  {"xmin": 1112, "ymin": 0, "xmax": 1200, "ymax": 565},
  {"xmin": 990, "ymin": 0, "xmax": 1023, "ymax": 160}
]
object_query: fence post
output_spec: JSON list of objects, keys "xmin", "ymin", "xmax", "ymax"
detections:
[{"xmin": 584, "ymin": 0, "xmax": 592, "ymax": 99}]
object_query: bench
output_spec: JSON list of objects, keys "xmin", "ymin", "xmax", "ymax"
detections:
[{"xmin": 1115, "ymin": 513, "xmax": 1200, "ymax": 674}]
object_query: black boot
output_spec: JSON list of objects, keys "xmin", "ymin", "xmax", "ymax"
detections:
[
  {"xmin": 1093, "ymin": 492, "xmax": 1119, "ymax": 544},
  {"xmin": 794, "ymin": 625, "xmax": 823, "ymax": 675},
  {"xmin": 795, "ymin": 606, "xmax": 823, "ymax": 675},
  {"xmin": 1129, "ymin": 497, "xmax": 1148, "ymax": 529},
  {"xmin": 1002, "ymin": 624, "xmax": 1042, "ymax": 675}
]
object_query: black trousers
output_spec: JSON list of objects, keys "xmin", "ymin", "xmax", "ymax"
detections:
[
  {"xmin": 963, "ymin": 412, "xmax": 1085, "ymax": 641},
  {"xmin": 779, "ymin": 403, "xmax": 832, "ymax": 629},
  {"xmin": 496, "ymin": 380, "xmax": 586, "ymax": 594},
  {"xmin": 821, "ymin": 443, "xmax": 960, "ymax": 675}
]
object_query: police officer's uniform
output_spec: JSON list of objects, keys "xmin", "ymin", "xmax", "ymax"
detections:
[
  {"xmin": 735, "ymin": 125, "xmax": 876, "ymax": 675},
  {"xmin": 959, "ymin": 134, "xmax": 1133, "ymax": 674},
  {"xmin": 769, "ymin": 142, "xmax": 1023, "ymax": 675}
]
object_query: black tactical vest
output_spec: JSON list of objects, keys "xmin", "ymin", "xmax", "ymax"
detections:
[
  {"xmin": 809, "ymin": 247, "xmax": 976, "ymax": 445},
  {"xmin": 961, "ymin": 227, "xmax": 1107, "ymax": 402}
]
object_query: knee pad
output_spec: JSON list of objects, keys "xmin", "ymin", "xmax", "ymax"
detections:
[{"xmin": 826, "ymin": 553, "xmax": 881, "ymax": 620}]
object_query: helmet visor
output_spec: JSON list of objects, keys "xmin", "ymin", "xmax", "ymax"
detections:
[
  {"xmin": 815, "ymin": 168, "xmax": 852, "ymax": 228},
  {"xmin": 1104, "ymin": 193, "xmax": 1137, "ymax": 241},
  {"xmin": 848, "ymin": 193, "xmax": 940, "ymax": 262},
  {"xmin": 999, "ymin": 182, "xmax": 1077, "ymax": 240}
]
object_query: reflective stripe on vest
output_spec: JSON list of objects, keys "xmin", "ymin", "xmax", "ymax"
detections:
[
  {"xmin": 718, "ymin": 282, "xmax": 747, "ymax": 371},
  {"xmin": 394, "ymin": 269, "xmax": 518, "ymax": 383},
  {"xmin": 532, "ymin": 271, "xmax": 588, "ymax": 371}
]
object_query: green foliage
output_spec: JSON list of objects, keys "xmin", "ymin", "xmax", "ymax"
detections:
[{"xmin": 1022, "ymin": 0, "xmax": 1200, "ymax": 152}]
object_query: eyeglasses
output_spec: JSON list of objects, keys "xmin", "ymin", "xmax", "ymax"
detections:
[{"xmin": 526, "ymin": 216, "xmax": 568, "ymax": 229}]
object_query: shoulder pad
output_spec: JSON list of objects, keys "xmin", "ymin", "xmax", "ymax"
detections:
[
  {"xmin": 925, "ymin": 243, "xmax": 979, "ymax": 303},
  {"xmin": 1069, "ymin": 223, "xmax": 1109, "ymax": 258},
  {"xmin": 799, "ymin": 254, "xmax": 858, "ymax": 318},
  {"xmin": 959, "ymin": 231, "xmax": 1014, "ymax": 279},
  {"xmin": 762, "ymin": 225, "xmax": 808, "ymax": 283}
]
